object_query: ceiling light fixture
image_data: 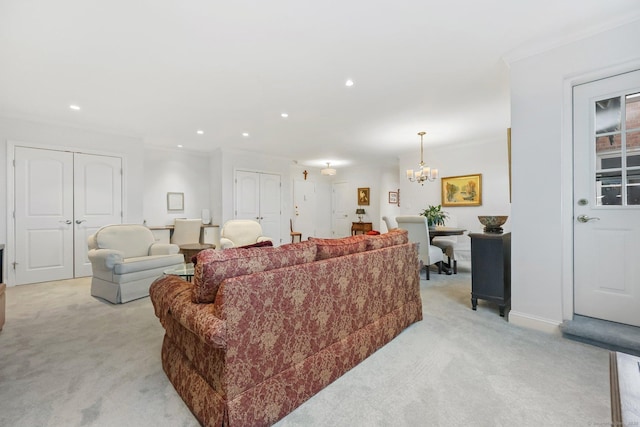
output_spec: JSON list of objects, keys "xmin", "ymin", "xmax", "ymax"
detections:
[
  {"xmin": 242, "ymin": 132, "xmax": 249, "ymax": 137},
  {"xmin": 177, "ymin": 144, "xmax": 183, "ymax": 148},
  {"xmin": 281, "ymin": 113, "xmax": 289, "ymax": 118},
  {"xmin": 407, "ymin": 131, "xmax": 438, "ymax": 185},
  {"xmin": 321, "ymin": 162, "xmax": 336, "ymax": 176},
  {"xmin": 69, "ymin": 105, "xmax": 81, "ymax": 111},
  {"xmin": 196, "ymin": 130, "xmax": 204, "ymax": 135},
  {"xmin": 345, "ymin": 79, "xmax": 354, "ymax": 87}
]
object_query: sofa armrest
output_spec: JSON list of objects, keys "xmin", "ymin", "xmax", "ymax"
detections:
[
  {"xmin": 149, "ymin": 243, "xmax": 180, "ymax": 255},
  {"xmin": 150, "ymin": 275, "xmax": 227, "ymax": 348},
  {"xmin": 88, "ymin": 248, "xmax": 124, "ymax": 270},
  {"xmin": 219, "ymin": 237, "xmax": 235, "ymax": 249}
]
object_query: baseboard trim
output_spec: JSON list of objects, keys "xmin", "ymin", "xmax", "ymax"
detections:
[{"xmin": 509, "ymin": 310, "xmax": 562, "ymax": 335}]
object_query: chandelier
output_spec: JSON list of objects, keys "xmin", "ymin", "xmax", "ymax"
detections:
[
  {"xmin": 321, "ymin": 162, "xmax": 336, "ymax": 176},
  {"xmin": 406, "ymin": 131, "xmax": 438, "ymax": 185}
]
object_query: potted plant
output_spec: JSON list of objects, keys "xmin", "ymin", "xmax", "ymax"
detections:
[{"xmin": 420, "ymin": 204, "xmax": 448, "ymax": 227}]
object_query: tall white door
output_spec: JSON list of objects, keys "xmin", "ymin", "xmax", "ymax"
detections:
[
  {"xmin": 73, "ymin": 153, "xmax": 123, "ymax": 277},
  {"xmin": 573, "ymin": 70, "xmax": 640, "ymax": 327},
  {"xmin": 235, "ymin": 170, "xmax": 282, "ymax": 244},
  {"xmin": 293, "ymin": 179, "xmax": 316, "ymax": 239},
  {"xmin": 15, "ymin": 147, "xmax": 74, "ymax": 284},
  {"xmin": 332, "ymin": 182, "xmax": 351, "ymax": 237},
  {"xmin": 14, "ymin": 147, "xmax": 123, "ymax": 285}
]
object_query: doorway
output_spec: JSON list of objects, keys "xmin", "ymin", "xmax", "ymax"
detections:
[
  {"xmin": 11, "ymin": 146, "xmax": 123, "ymax": 285},
  {"xmin": 573, "ymin": 69, "xmax": 640, "ymax": 327}
]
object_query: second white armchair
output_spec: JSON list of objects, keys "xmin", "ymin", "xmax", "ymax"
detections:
[{"xmin": 219, "ymin": 219, "xmax": 273, "ymax": 249}]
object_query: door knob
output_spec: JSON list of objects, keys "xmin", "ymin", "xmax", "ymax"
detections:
[
  {"xmin": 577, "ymin": 214, "xmax": 600, "ymax": 223},
  {"xmin": 75, "ymin": 219, "xmax": 87, "ymax": 224},
  {"xmin": 59, "ymin": 220, "xmax": 72, "ymax": 225}
]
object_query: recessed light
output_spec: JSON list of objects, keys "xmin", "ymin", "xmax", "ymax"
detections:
[
  {"xmin": 242, "ymin": 132, "xmax": 250, "ymax": 137},
  {"xmin": 69, "ymin": 105, "xmax": 81, "ymax": 111},
  {"xmin": 177, "ymin": 144, "xmax": 183, "ymax": 148},
  {"xmin": 196, "ymin": 130, "xmax": 204, "ymax": 135},
  {"xmin": 345, "ymin": 79, "xmax": 354, "ymax": 87},
  {"xmin": 281, "ymin": 113, "xmax": 289, "ymax": 118}
]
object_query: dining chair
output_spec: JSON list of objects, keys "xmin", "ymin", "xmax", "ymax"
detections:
[
  {"xmin": 395, "ymin": 215, "xmax": 444, "ymax": 279},
  {"xmin": 431, "ymin": 216, "xmax": 459, "ymax": 274},
  {"xmin": 171, "ymin": 219, "xmax": 202, "ymax": 246},
  {"xmin": 290, "ymin": 219, "xmax": 302, "ymax": 243}
]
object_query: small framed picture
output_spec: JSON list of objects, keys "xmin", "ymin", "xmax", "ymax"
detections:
[
  {"xmin": 388, "ymin": 191, "xmax": 398, "ymax": 204},
  {"xmin": 167, "ymin": 192, "xmax": 184, "ymax": 211},
  {"xmin": 357, "ymin": 187, "xmax": 370, "ymax": 206}
]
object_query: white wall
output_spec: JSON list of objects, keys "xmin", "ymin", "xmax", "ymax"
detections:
[
  {"xmin": 398, "ymin": 137, "xmax": 512, "ymax": 241},
  {"xmin": 142, "ymin": 147, "xmax": 211, "ymax": 227},
  {"xmin": 509, "ymin": 19, "xmax": 640, "ymax": 332}
]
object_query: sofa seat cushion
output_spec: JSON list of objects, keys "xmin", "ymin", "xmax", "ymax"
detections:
[
  {"xmin": 365, "ymin": 229, "xmax": 408, "ymax": 250},
  {"xmin": 192, "ymin": 240, "xmax": 317, "ymax": 303},
  {"xmin": 308, "ymin": 235, "xmax": 368, "ymax": 260},
  {"xmin": 113, "ymin": 254, "xmax": 185, "ymax": 275}
]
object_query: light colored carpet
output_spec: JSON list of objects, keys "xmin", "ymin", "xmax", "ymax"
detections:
[{"xmin": 0, "ymin": 270, "xmax": 611, "ymax": 427}]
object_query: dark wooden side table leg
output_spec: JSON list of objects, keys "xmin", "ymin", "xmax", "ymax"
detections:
[{"xmin": 471, "ymin": 297, "xmax": 477, "ymax": 311}]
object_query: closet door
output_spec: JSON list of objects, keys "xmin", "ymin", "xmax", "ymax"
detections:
[
  {"xmin": 235, "ymin": 170, "xmax": 282, "ymax": 244},
  {"xmin": 14, "ymin": 147, "xmax": 74, "ymax": 284},
  {"xmin": 73, "ymin": 153, "xmax": 123, "ymax": 277}
]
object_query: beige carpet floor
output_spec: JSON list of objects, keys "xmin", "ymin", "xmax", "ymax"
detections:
[{"xmin": 0, "ymin": 269, "xmax": 611, "ymax": 426}]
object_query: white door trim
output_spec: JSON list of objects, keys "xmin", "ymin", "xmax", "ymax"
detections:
[
  {"xmin": 560, "ymin": 59, "xmax": 640, "ymax": 322},
  {"xmin": 6, "ymin": 140, "xmax": 127, "ymax": 286}
]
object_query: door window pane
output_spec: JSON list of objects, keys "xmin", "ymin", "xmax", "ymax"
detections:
[
  {"xmin": 627, "ymin": 169, "xmax": 640, "ymax": 205},
  {"xmin": 626, "ymin": 93, "xmax": 640, "ymax": 130},
  {"xmin": 596, "ymin": 171, "xmax": 621, "ymax": 206},
  {"xmin": 596, "ymin": 97, "xmax": 621, "ymax": 134}
]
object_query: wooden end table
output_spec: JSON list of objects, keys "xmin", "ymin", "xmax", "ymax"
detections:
[{"xmin": 179, "ymin": 243, "xmax": 215, "ymax": 263}]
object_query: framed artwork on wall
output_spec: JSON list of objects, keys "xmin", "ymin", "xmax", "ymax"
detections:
[
  {"xmin": 388, "ymin": 191, "xmax": 398, "ymax": 204},
  {"xmin": 357, "ymin": 187, "xmax": 370, "ymax": 206},
  {"xmin": 167, "ymin": 192, "xmax": 184, "ymax": 211},
  {"xmin": 441, "ymin": 174, "xmax": 482, "ymax": 207}
]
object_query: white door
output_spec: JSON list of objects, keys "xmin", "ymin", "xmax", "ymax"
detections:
[
  {"xmin": 73, "ymin": 153, "xmax": 123, "ymax": 277},
  {"xmin": 293, "ymin": 179, "xmax": 316, "ymax": 239},
  {"xmin": 259, "ymin": 173, "xmax": 281, "ymax": 243},
  {"xmin": 235, "ymin": 170, "xmax": 282, "ymax": 244},
  {"xmin": 573, "ymin": 70, "xmax": 640, "ymax": 327},
  {"xmin": 14, "ymin": 147, "xmax": 74, "ymax": 284},
  {"xmin": 14, "ymin": 147, "xmax": 123, "ymax": 284},
  {"xmin": 332, "ymin": 182, "xmax": 351, "ymax": 237}
]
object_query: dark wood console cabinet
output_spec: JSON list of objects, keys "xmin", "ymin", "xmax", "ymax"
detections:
[{"xmin": 469, "ymin": 232, "xmax": 511, "ymax": 317}]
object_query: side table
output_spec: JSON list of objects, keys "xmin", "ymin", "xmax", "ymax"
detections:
[
  {"xmin": 179, "ymin": 243, "xmax": 215, "ymax": 263},
  {"xmin": 351, "ymin": 222, "xmax": 372, "ymax": 235},
  {"xmin": 469, "ymin": 232, "xmax": 511, "ymax": 317}
]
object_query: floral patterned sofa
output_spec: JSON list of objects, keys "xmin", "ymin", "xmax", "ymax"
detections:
[{"xmin": 149, "ymin": 229, "xmax": 422, "ymax": 426}]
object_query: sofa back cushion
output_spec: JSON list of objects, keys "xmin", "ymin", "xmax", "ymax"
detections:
[
  {"xmin": 94, "ymin": 224, "xmax": 154, "ymax": 258},
  {"xmin": 308, "ymin": 235, "xmax": 368, "ymax": 260},
  {"xmin": 192, "ymin": 240, "xmax": 317, "ymax": 303},
  {"xmin": 365, "ymin": 228, "xmax": 408, "ymax": 250}
]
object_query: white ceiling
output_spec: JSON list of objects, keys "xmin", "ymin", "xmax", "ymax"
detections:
[{"xmin": 1, "ymin": 1, "xmax": 639, "ymax": 168}]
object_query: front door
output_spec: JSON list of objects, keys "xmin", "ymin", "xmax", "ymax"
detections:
[
  {"xmin": 332, "ymin": 182, "xmax": 351, "ymax": 237},
  {"xmin": 573, "ymin": 70, "xmax": 640, "ymax": 327},
  {"xmin": 293, "ymin": 179, "xmax": 316, "ymax": 239}
]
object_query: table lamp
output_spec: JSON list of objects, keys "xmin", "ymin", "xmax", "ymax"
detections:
[{"xmin": 355, "ymin": 208, "xmax": 366, "ymax": 222}]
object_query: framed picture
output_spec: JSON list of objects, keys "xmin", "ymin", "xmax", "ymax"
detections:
[
  {"xmin": 357, "ymin": 187, "xmax": 370, "ymax": 206},
  {"xmin": 441, "ymin": 174, "xmax": 482, "ymax": 207},
  {"xmin": 388, "ymin": 191, "xmax": 398, "ymax": 205},
  {"xmin": 167, "ymin": 192, "xmax": 184, "ymax": 211}
]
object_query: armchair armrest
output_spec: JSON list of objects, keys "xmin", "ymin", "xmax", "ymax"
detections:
[
  {"xmin": 149, "ymin": 243, "xmax": 180, "ymax": 256},
  {"xmin": 88, "ymin": 248, "xmax": 124, "ymax": 270},
  {"xmin": 219, "ymin": 237, "xmax": 235, "ymax": 249},
  {"xmin": 257, "ymin": 236, "xmax": 272, "ymax": 243}
]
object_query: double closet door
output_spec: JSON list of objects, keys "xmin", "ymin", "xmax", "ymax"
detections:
[
  {"xmin": 235, "ymin": 170, "xmax": 281, "ymax": 244},
  {"xmin": 13, "ymin": 146, "xmax": 122, "ymax": 285}
]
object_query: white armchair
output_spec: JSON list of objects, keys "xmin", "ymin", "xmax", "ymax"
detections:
[
  {"xmin": 219, "ymin": 219, "xmax": 273, "ymax": 249},
  {"xmin": 88, "ymin": 224, "xmax": 184, "ymax": 304},
  {"xmin": 396, "ymin": 215, "xmax": 444, "ymax": 280}
]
